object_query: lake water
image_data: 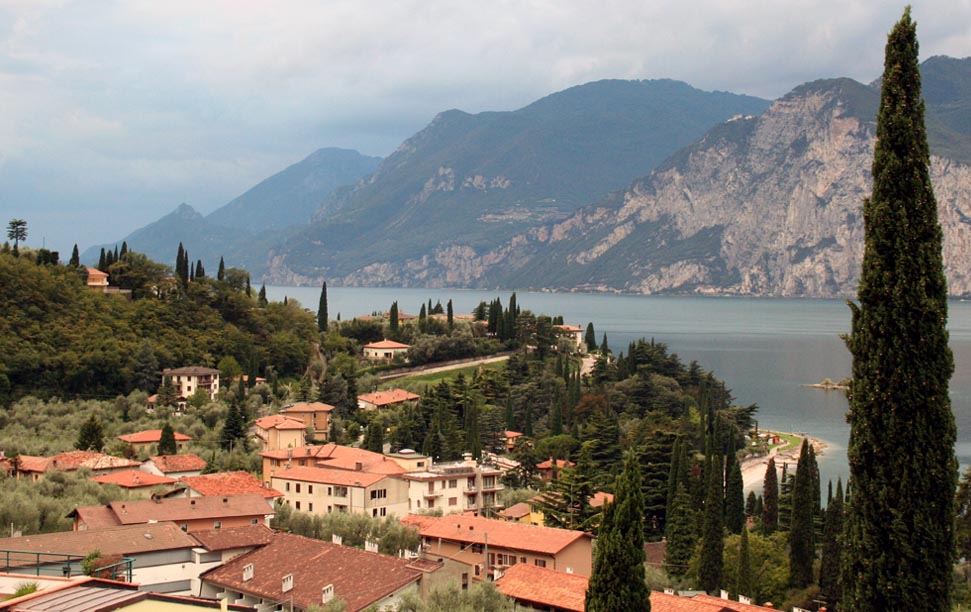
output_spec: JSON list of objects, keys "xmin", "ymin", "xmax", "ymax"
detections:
[{"xmin": 267, "ymin": 286, "xmax": 971, "ymax": 491}]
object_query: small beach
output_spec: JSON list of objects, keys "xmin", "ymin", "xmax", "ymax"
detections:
[{"xmin": 740, "ymin": 434, "xmax": 828, "ymax": 493}]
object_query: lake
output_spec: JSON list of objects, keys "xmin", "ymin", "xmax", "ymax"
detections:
[{"xmin": 267, "ymin": 286, "xmax": 971, "ymax": 491}]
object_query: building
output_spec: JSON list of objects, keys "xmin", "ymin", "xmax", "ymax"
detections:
[
  {"xmin": 403, "ymin": 514, "xmax": 594, "ymax": 578},
  {"xmin": 199, "ymin": 532, "xmax": 426, "ymax": 612},
  {"xmin": 90, "ymin": 469, "xmax": 177, "ymax": 498},
  {"xmin": 172, "ymin": 471, "xmax": 282, "ymax": 507},
  {"xmin": 357, "ymin": 388, "xmax": 420, "ymax": 411},
  {"xmin": 280, "ymin": 402, "xmax": 334, "ymax": 441},
  {"xmin": 117, "ymin": 429, "xmax": 192, "ymax": 455},
  {"xmin": 162, "ymin": 366, "xmax": 220, "ymax": 402},
  {"xmin": 84, "ymin": 266, "xmax": 109, "ymax": 289},
  {"xmin": 554, "ymin": 324, "xmax": 585, "ymax": 352},
  {"xmin": 362, "ymin": 339, "xmax": 411, "ymax": 361},
  {"xmin": 401, "ymin": 455, "xmax": 503, "ymax": 514},
  {"xmin": 504, "ymin": 430, "xmax": 524, "ymax": 453},
  {"xmin": 259, "ymin": 444, "xmax": 406, "ymax": 485},
  {"xmin": 141, "ymin": 453, "xmax": 207, "ymax": 479},
  {"xmin": 252, "ymin": 415, "xmax": 306, "ymax": 451},
  {"xmin": 495, "ymin": 563, "xmax": 587, "ymax": 612},
  {"xmin": 13, "ymin": 451, "xmax": 140, "ymax": 481},
  {"xmin": 271, "ymin": 466, "xmax": 409, "ymax": 518},
  {"xmin": 69, "ymin": 494, "xmax": 274, "ymax": 533},
  {"xmin": 537, "ymin": 458, "xmax": 575, "ymax": 482}
]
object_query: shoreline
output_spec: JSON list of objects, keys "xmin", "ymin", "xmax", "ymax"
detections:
[{"xmin": 740, "ymin": 433, "xmax": 828, "ymax": 492}]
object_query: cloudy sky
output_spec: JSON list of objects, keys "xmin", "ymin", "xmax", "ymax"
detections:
[{"xmin": 1, "ymin": 1, "xmax": 969, "ymax": 254}]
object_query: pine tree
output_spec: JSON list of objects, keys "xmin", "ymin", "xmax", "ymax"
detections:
[
  {"xmin": 69, "ymin": 244, "xmax": 80, "ymax": 267},
  {"xmin": 217, "ymin": 256, "xmax": 225, "ymax": 281},
  {"xmin": 585, "ymin": 452, "xmax": 650, "ymax": 612},
  {"xmin": 698, "ymin": 454, "xmax": 724, "ymax": 594},
  {"xmin": 131, "ymin": 340, "xmax": 160, "ymax": 393},
  {"xmin": 585, "ymin": 322, "xmax": 597, "ymax": 352},
  {"xmin": 158, "ymin": 422, "xmax": 178, "ymax": 455},
  {"xmin": 778, "ymin": 463, "xmax": 792, "ymax": 531},
  {"xmin": 789, "ymin": 439, "xmax": 815, "ymax": 588},
  {"xmin": 157, "ymin": 375, "xmax": 177, "ymax": 406},
  {"xmin": 820, "ymin": 480, "xmax": 844, "ymax": 610},
  {"xmin": 841, "ymin": 11, "xmax": 956, "ymax": 612},
  {"xmin": 317, "ymin": 280, "xmax": 329, "ymax": 332},
  {"xmin": 76, "ymin": 415, "xmax": 105, "ymax": 451},
  {"xmin": 724, "ymin": 451, "xmax": 745, "ymax": 534}
]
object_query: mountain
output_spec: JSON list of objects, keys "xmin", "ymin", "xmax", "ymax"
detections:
[
  {"xmin": 468, "ymin": 62, "xmax": 971, "ymax": 296},
  {"xmin": 206, "ymin": 148, "xmax": 381, "ymax": 232},
  {"xmin": 264, "ymin": 79, "xmax": 771, "ymax": 285},
  {"xmin": 83, "ymin": 148, "xmax": 380, "ymax": 269}
]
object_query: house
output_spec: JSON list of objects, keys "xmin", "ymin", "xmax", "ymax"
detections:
[
  {"xmin": 0, "ymin": 522, "xmax": 209, "ymax": 594},
  {"xmin": 117, "ymin": 429, "xmax": 192, "ymax": 455},
  {"xmin": 162, "ymin": 366, "xmax": 220, "ymax": 402},
  {"xmin": 525, "ymin": 491, "xmax": 614, "ymax": 528},
  {"xmin": 382, "ymin": 448, "xmax": 431, "ymax": 472},
  {"xmin": 505, "ymin": 430, "xmax": 524, "ymax": 452},
  {"xmin": 260, "ymin": 443, "xmax": 406, "ymax": 485},
  {"xmin": 554, "ymin": 324, "xmax": 585, "ymax": 352},
  {"xmin": 495, "ymin": 563, "xmax": 587, "ymax": 612},
  {"xmin": 271, "ymin": 466, "xmax": 410, "ymax": 518},
  {"xmin": 13, "ymin": 451, "xmax": 140, "ymax": 481},
  {"xmin": 402, "ymin": 514, "xmax": 594, "ymax": 578},
  {"xmin": 90, "ymin": 469, "xmax": 177, "ymax": 498},
  {"xmin": 188, "ymin": 523, "xmax": 275, "ymax": 565},
  {"xmin": 173, "ymin": 471, "xmax": 283, "ymax": 507},
  {"xmin": 84, "ymin": 266, "xmax": 109, "ymax": 289},
  {"xmin": 199, "ymin": 532, "xmax": 427, "ymax": 612},
  {"xmin": 537, "ymin": 458, "xmax": 575, "ymax": 482},
  {"xmin": 0, "ymin": 576, "xmax": 256, "ymax": 611},
  {"xmin": 141, "ymin": 453, "xmax": 207, "ymax": 479},
  {"xmin": 280, "ymin": 402, "xmax": 334, "ymax": 441},
  {"xmin": 357, "ymin": 388, "xmax": 420, "ymax": 411},
  {"xmin": 362, "ymin": 339, "xmax": 411, "ymax": 361},
  {"xmin": 69, "ymin": 494, "xmax": 274, "ymax": 533},
  {"xmin": 252, "ymin": 414, "xmax": 306, "ymax": 451},
  {"xmin": 401, "ymin": 454, "xmax": 503, "ymax": 514},
  {"xmin": 498, "ymin": 502, "xmax": 532, "ymax": 523}
]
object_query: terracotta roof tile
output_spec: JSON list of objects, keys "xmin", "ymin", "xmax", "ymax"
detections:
[
  {"xmin": 201, "ymin": 532, "xmax": 421, "ymax": 612},
  {"xmin": 281, "ymin": 402, "xmax": 335, "ymax": 414},
  {"xmin": 190, "ymin": 523, "xmax": 275, "ymax": 552},
  {"xmin": 272, "ymin": 466, "xmax": 389, "ymax": 488},
  {"xmin": 70, "ymin": 505, "xmax": 122, "ymax": 529},
  {"xmin": 17, "ymin": 451, "xmax": 139, "ymax": 473},
  {"xmin": 401, "ymin": 514, "xmax": 590, "ymax": 556},
  {"xmin": 357, "ymin": 389, "xmax": 420, "ymax": 407},
  {"xmin": 260, "ymin": 444, "xmax": 406, "ymax": 475},
  {"xmin": 145, "ymin": 453, "xmax": 207, "ymax": 474},
  {"xmin": 179, "ymin": 471, "xmax": 283, "ymax": 499},
  {"xmin": 0, "ymin": 522, "xmax": 197, "ymax": 559},
  {"xmin": 91, "ymin": 469, "xmax": 177, "ymax": 488},
  {"xmin": 495, "ymin": 563, "xmax": 587, "ymax": 612},
  {"xmin": 363, "ymin": 340, "xmax": 411, "ymax": 349},
  {"xmin": 254, "ymin": 414, "xmax": 308, "ymax": 431},
  {"xmin": 118, "ymin": 429, "xmax": 192, "ymax": 444},
  {"xmin": 73, "ymin": 494, "xmax": 272, "ymax": 527},
  {"xmin": 537, "ymin": 459, "xmax": 574, "ymax": 470},
  {"xmin": 499, "ymin": 502, "xmax": 531, "ymax": 520},
  {"xmin": 688, "ymin": 593, "xmax": 779, "ymax": 611}
]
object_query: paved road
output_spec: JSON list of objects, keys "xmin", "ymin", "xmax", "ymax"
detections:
[{"xmin": 378, "ymin": 354, "xmax": 511, "ymax": 380}]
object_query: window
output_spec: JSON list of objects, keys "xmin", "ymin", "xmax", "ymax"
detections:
[
  {"xmin": 295, "ymin": 501, "xmax": 301, "ymax": 510},
  {"xmin": 370, "ymin": 489, "xmax": 387, "ymax": 500},
  {"xmin": 309, "ymin": 485, "xmax": 314, "ymax": 494},
  {"xmin": 180, "ymin": 523, "xmax": 188, "ymax": 532},
  {"xmin": 472, "ymin": 544, "xmax": 484, "ymax": 554},
  {"xmin": 467, "ymin": 477, "xmax": 476, "ymax": 489},
  {"xmin": 214, "ymin": 521, "xmax": 222, "ymax": 529},
  {"xmin": 449, "ymin": 497, "xmax": 457, "ymax": 506},
  {"xmin": 251, "ymin": 518, "xmax": 259, "ymax": 525},
  {"xmin": 379, "ymin": 507, "xmax": 387, "ymax": 517},
  {"xmin": 448, "ymin": 479, "xmax": 457, "ymax": 488},
  {"xmin": 309, "ymin": 503, "xmax": 313, "ymax": 512},
  {"xmin": 520, "ymin": 557, "xmax": 526, "ymax": 564},
  {"xmin": 534, "ymin": 559, "xmax": 547, "ymax": 568},
  {"xmin": 296, "ymin": 483, "xmax": 301, "ymax": 493},
  {"xmin": 328, "ymin": 487, "xmax": 332, "ymax": 496},
  {"xmin": 334, "ymin": 486, "xmax": 348, "ymax": 497},
  {"xmin": 286, "ymin": 482, "xmax": 291, "ymax": 492}
]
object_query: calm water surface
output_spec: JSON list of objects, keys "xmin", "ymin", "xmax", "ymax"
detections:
[{"xmin": 268, "ymin": 286, "xmax": 971, "ymax": 490}]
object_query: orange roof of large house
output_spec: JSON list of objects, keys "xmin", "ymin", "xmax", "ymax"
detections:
[
  {"xmin": 537, "ymin": 458, "xmax": 575, "ymax": 470},
  {"xmin": 179, "ymin": 471, "xmax": 283, "ymax": 499},
  {"xmin": 357, "ymin": 389, "xmax": 420, "ymax": 407},
  {"xmin": 505, "ymin": 430, "xmax": 523, "ymax": 439},
  {"xmin": 254, "ymin": 414, "xmax": 308, "ymax": 431},
  {"xmin": 0, "ymin": 522, "xmax": 199, "ymax": 560},
  {"xmin": 118, "ymin": 429, "xmax": 192, "ymax": 444},
  {"xmin": 145, "ymin": 453, "xmax": 207, "ymax": 474},
  {"xmin": 555, "ymin": 324, "xmax": 584, "ymax": 333},
  {"xmin": 680, "ymin": 593, "xmax": 779, "ymax": 611},
  {"xmin": 590, "ymin": 491, "xmax": 614, "ymax": 508},
  {"xmin": 363, "ymin": 339, "xmax": 411, "ymax": 349},
  {"xmin": 70, "ymin": 493, "xmax": 273, "ymax": 527},
  {"xmin": 272, "ymin": 466, "xmax": 389, "ymax": 488},
  {"xmin": 261, "ymin": 443, "xmax": 406, "ymax": 475},
  {"xmin": 85, "ymin": 266, "xmax": 108, "ymax": 278},
  {"xmin": 401, "ymin": 514, "xmax": 591, "ymax": 556},
  {"xmin": 201, "ymin": 532, "xmax": 422, "ymax": 612},
  {"xmin": 91, "ymin": 469, "xmax": 177, "ymax": 488},
  {"xmin": 281, "ymin": 401, "xmax": 335, "ymax": 414},
  {"xmin": 17, "ymin": 451, "xmax": 139, "ymax": 473},
  {"xmin": 495, "ymin": 563, "xmax": 587, "ymax": 612},
  {"xmin": 499, "ymin": 502, "xmax": 532, "ymax": 520}
]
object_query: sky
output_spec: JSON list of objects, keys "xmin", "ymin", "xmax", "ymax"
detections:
[{"xmin": 1, "ymin": 1, "xmax": 969, "ymax": 255}]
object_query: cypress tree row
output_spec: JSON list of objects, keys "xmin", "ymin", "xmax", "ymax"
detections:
[
  {"xmin": 842, "ymin": 9, "xmax": 956, "ymax": 612},
  {"xmin": 819, "ymin": 480, "xmax": 844, "ymax": 610}
]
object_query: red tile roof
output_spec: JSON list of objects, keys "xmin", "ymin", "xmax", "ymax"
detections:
[
  {"xmin": 687, "ymin": 593, "xmax": 779, "ymax": 611},
  {"xmin": 363, "ymin": 340, "xmax": 411, "ymax": 349},
  {"xmin": 505, "ymin": 430, "xmax": 523, "ymax": 438},
  {"xmin": 254, "ymin": 414, "xmax": 307, "ymax": 431},
  {"xmin": 401, "ymin": 514, "xmax": 591, "ymax": 556},
  {"xmin": 118, "ymin": 429, "xmax": 192, "ymax": 444},
  {"xmin": 201, "ymin": 532, "xmax": 421, "ymax": 612},
  {"xmin": 145, "ymin": 453, "xmax": 207, "ymax": 474},
  {"xmin": 71, "ymin": 494, "xmax": 273, "ymax": 527},
  {"xmin": 357, "ymin": 389, "xmax": 420, "ymax": 407},
  {"xmin": 17, "ymin": 451, "xmax": 139, "ymax": 473},
  {"xmin": 179, "ymin": 471, "xmax": 283, "ymax": 499},
  {"xmin": 85, "ymin": 266, "xmax": 108, "ymax": 278},
  {"xmin": 495, "ymin": 563, "xmax": 587, "ymax": 612},
  {"xmin": 91, "ymin": 469, "xmax": 177, "ymax": 488},
  {"xmin": 281, "ymin": 401, "xmax": 335, "ymax": 414},
  {"xmin": 190, "ymin": 523, "xmax": 275, "ymax": 552},
  {"xmin": 499, "ymin": 502, "xmax": 532, "ymax": 520},
  {"xmin": 537, "ymin": 459, "xmax": 575, "ymax": 470},
  {"xmin": 590, "ymin": 491, "xmax": 614, "ymax": 508},
  {"xmin": 555, "ymin": 324, "xmax": 584, "ymax": 333},
  {"xmin": 272, "ymin": 466, "xmax": 389, "ymax": 488},
  {"xmin": 261, "ymin": 444, "xmax": 406, "ymax": 475},
  {"xmin": 0, "ymin": 522, "xmax": 198, "ymax": 559}
]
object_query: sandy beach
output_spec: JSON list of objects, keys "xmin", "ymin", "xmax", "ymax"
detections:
[{"xmin": 740, "ymin": 435, "xmax": 827, "ymax": 493}]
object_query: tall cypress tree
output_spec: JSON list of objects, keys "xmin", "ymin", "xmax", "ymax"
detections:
[
  {"xmin": 69, "ymin": 244, "xmax": 80, "ymax": 267},
  {"xmin": 446, "ymin": 299, "xmax": 454, "ymax": 331},
  {"xmin": 762, "ymin": 457, "xmax": 778, "ymax": 534},
  {"xmin": 820, "ymin": 480, "xmax": 844, "ymax": 610},
  {"xmin": 585, "ymin": 452, "xmax": 650, "ymax": 612},
  {"xmin": 842, "ymin": 10, "xmax": 956, "ymax": 612},
  {"xmin": 217, "ymin": 256, "xmax": 225, "ymax": 281},
  {"xmin": 585, "ymin": 322, "xmax": 597, "ymax": 352},
  {"xmin": 158, "ymin": 422, "xmax": 178, "ymax": 456},
  {"xmin": 389, "ymin": 301, "xmax": 399, "ymax": 335},
  {"xmin": 724, "ymin": 451, "xmax": 745, "ymax": 534},
  {"xmin": 663, "ymin": 482, "xmax": 696, "ymax": 578},
  {"xmin": 789, "ymin": 439, "xmax": 815, "ymax": 588},
  {"xmin": 317, "ymin": 280, "xmax": 329, "ymax": 332},
  {"xmin": 735, "ymin": 525, "xmax": 754, "ymax": 600},
  {"xmin": 698, "ymin": 454, "xmax": 724, "ymax": 594}
]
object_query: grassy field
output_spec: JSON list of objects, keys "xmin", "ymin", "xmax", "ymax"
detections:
[{"xmin": 385, "ymin": 360, "xmax": 506, "ymax": 389}]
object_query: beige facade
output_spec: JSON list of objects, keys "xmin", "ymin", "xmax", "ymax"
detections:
[
  {"xmin": 163, "ymin": 366, "xmax": 220, "ymax": 401},
  {"xmin": 280, "ymin": 402, "xmax": 334, "ymax": 441},
  {"xmin": 271, "ymin": 466, "xmax": 410, "ymax": 518},
  {"xmin": 252, "ymin": 415, "xmax": 306, "ymax": 451},
  {"xmin": 362, "ymin": 340, "xmax": 411, "ymax": 361},
  {"xmin": 403, "ymin": 456, "xmax": 504, "ymax": 514}
]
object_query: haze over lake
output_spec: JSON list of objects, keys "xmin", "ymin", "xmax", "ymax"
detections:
[{"xmin": 268, "ymin": 286, "xmax": 971, "ymax": 490}]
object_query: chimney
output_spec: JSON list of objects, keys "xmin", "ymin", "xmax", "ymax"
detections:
[
  {"xmin": 223, "ymin": 497, "xmax": 229, "ymax": 504},
  {"xmin": 355, "ymin": 462, "xmax": 363, "ymax": 471}
]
